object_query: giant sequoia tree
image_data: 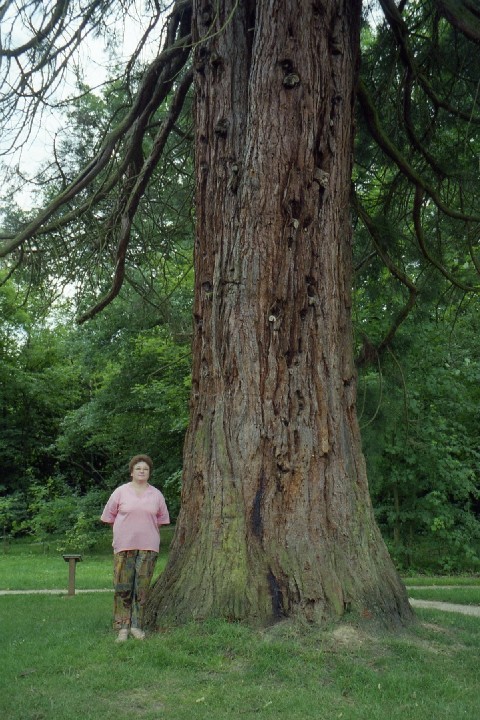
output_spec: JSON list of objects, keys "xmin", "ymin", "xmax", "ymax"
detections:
[{"xmin": 1, "ymin": 0, "xmax": 479, "ymax": 626}]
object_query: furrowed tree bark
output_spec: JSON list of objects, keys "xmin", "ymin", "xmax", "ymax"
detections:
[{"xmin": 145, "ymin": 0, "xmax": 413, "ymax": 627}]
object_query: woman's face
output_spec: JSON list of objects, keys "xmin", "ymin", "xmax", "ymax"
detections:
[{"xmin": 131, "ymin": 462, "xmax": 151, "ymax": 483}]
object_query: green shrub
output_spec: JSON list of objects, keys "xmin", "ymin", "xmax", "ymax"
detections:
[{"xmin": 0, "ymin": 491, "xmax": 28, "ymax": 540}]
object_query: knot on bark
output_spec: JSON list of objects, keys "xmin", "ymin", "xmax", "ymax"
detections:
[
  {"xmin": 314, "ymin": 168, "xmax": 330, "ymax": 188},
  {"xmin": 283, "ymin": 73, "xmax": 301, "ymax": 89},
  {"xmin": 194, "ymin": 45, "xmax": 210, "ymax": 73},
  {"xmin": 214, "ymin": 118, "xmax": 229, "ymax": 138},
  {"xmin": 228, "ymin": 161, "xmax": 240, "ymax": 193},
  {"xmin": 209, "ymin": 53, "xmax": 223, "ymax": 70},
  {"xmin": 278, "ymin": 59, "xmax": 301, "ymax": 88},
  {"xmin": 278, "ymin": 58, "xmax": 294, "ymax": 72},
  {"xmin": 200, "ymin": 3, "xmax": 213, "ymax": 26}
]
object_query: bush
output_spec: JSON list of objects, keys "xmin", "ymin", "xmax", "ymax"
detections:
[
  {"xmin": 58, "ymin": 488, "xmax": 110, "ymax": 553},
  {"xmin": 23, "ymin": 479, "xmax": 109, "ymax": 552},
  {"xmin": 0, "ymin": 491, "xmax": 28, "ymax": 539}
]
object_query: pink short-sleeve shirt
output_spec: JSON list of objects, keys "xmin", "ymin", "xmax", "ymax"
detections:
[{"xmin": 101, "ymin": 483, "xmax": 170, "ymax": 553}]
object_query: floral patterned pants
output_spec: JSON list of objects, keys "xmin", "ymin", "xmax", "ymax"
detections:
[{"xmin": 113, "ymin": 550, "xmax": 158, "ymax": 630}]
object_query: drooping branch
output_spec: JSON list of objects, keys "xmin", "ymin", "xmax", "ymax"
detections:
[
  {"xmin": 435, "ymin": 0, "xmax": 480, "ymax": 43},
  {"xmin": 0, "ymin": 0, "xmax": 113, "ymax": 150},
  {"xmin": 1, "ymin": 0, "xmax": 478, "ymax": 329},
  {"xmin": 356, "ymin": 0, "xmax": 480, "ymax": 339},
  {"xmin": 353, "ymin": 194, "xmax": 419, "ymax": 366},
  {"xmin": 378, "ymin": 0, "xmax": 480, "ymax": 124},
  {"xmin": 467, "ymin": 225, "xmax": 480, "ymax": 275},
  {"xmin": 77, "ymin": 67, "xmax": 194, "ymax": 324},
  {"xmin": 412, "ymin": 188, "xmax": 479, "ymax": 292},
  {"xmin": 402, "ymin": 66, "xmax": 446, "ymax": 178},
  {"xmin": 0, "ymin": 5, "xmax": 192, "ymax": 258},
  {"xmin": 0, "ymin": 0, "xmax": 70, "ymax": 58},
  {"xmin": 0, "ymin": 247, "xmax": 24, "ymax": 287},
  {"xmin": 357, "ymin": 79, "xmax": 480, "ymax": 224}
]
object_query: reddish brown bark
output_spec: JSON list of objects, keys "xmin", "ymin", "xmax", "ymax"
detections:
[{"xmin": 146, "ymin": 0, "xmax": 413, "ymax": 627}]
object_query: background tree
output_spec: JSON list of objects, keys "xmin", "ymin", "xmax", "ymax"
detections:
[
  {"xmin": 359, "ymin": 297, "xmax": 480, "ymax": 571},
  {"xmin": 0, "ymin": 268, "xmax": 192, "ymax": 546},
  {"xmin": 0, "ymin": 52, "xmax": 195, "ymax": 548},
  {"xmin": 353, "ymin": 0, "xmax": 480, "ymax": 573}
]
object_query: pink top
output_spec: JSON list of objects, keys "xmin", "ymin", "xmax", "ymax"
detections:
[{"xmin": 101, "ymin": 483, "xmax": 170, "ymax": 553}]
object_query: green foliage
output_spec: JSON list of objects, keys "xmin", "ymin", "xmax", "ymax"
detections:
[
  {"xmin": 27, "ymin": 478, "xmax": 79, "ymax": 543},
  {"xmin": 360, "ymin": 301, "xmax": 480, "ymax": 572},
  {"xmin": 58, "ymin": 487, "xmax": 112, "ymax": 553},
  {"xmin": 0, "ymin": 103, "xmax": 195, "ymax": 534},
  {"xmin": 54, "ymin": 293, "xmax": 192, "ymax": 509},
  {"xmin": 0, "ymin": 265, "xmax": 191, "ymax": 543},
  {"xmin": 0, "ymin": 491, "xmax": 27, "ymax": 538},
  {"xmin": 354, "ymin": 9, "xmax": 480, "ymax": 571},
  {"xmin": 22, "ymin": 479, "xmax": 109, "ymax": 552},
  {"xmin": 0, "ymin": 281, "xmax": 81, "ymax": 497},
  {"xmin": 163, "ymin": 468, "xmax": 183, "ymax": 520}
]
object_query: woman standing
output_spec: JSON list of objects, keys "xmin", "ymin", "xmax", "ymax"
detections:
[{"xmin": 101, "ymin": 454, "xmax": 170, "ymax": 642}]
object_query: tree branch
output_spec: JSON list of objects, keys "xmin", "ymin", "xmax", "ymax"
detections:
[
  {"xmin": 0, "ymin": 15, "xmax": 192, "ymax": 257},
  {"xmin": 0, "ymin": 0, "xmax": 70, "ymax": 58},
  {"xmin": 435, "ymin": 0, "xmax": 480, "ymax": 43},
  {"xmin": 378, "ymin": 0, "xmax": 480, "ymax": 123},
  {"xmin": 77, "ymin": 68, "xmax": 194, "ymax": 324},
  {"xmin": 353, "ymin": 194, "xmax": 419, "ymax": 367},
  {"xmin": 357, "ymin": 78, "xmax": 480, "ymax": 224},
  {"xmin": 412, "ymin": 187, "xmax": 479, "ymax": 291}
]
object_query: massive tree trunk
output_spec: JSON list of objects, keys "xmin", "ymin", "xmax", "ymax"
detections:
[{"xmin": 146, "ymin": 0, "xmax": 413, "ymax": 627}]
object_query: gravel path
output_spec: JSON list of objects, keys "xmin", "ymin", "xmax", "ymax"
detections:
[{"xmin": 408, "ymin": 598, "xmax": 480, "ymax": 617}]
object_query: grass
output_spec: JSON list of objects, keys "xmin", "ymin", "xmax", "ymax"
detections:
[
  {"xmin": 1, "ymin": 541, "xmax": 480, "ymax": 719},
  {"xmin": 0, "ymin": 594, "xmax": 479, "ymax": 720},
  {"xmin": 407, "ymin": 587, "xmax": 480, "ymax": 606},
  {"xmin": 402, "ymin": 575, "xmax": 480, "ymax": 605},
  {"xmin": 0, "ymin": 551, "xmax": 113, "ymax": 590},
  {"xmin": 0, "ymin": 527, "xmax": 175, "ymax": 591},
  {"xmin": 403, "ymin": 576, "xmax": 480, "ymax": 587}
]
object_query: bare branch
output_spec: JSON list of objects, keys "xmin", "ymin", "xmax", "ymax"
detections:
[{"xmin": 0, "ymin": 0, "xmax": 70, "ymax": 58}]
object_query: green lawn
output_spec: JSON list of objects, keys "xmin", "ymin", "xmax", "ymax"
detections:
[
  {"xmin": 0, "ymin": 528, "xmax": 175, "ymax": 591},
  {"xmin": 403, "ymin": 576, "xmax": 480, "ymax": 587},
  {"xmin": 1, "ymin": 541, "xmax": 479, "ymax": 719},
  {"xmin": 1, "ymin": 593, "xmax": 479, "ymax": 720}
]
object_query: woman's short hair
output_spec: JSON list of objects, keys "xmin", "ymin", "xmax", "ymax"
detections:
[{"xmin": 129, "ymin": 454, "xmax": 153, "ymax": 474}]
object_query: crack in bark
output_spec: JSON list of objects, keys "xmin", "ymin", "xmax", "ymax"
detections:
[{"xmin": 267, "ymin": 570, "xmax": 285, "ymax": 619}]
